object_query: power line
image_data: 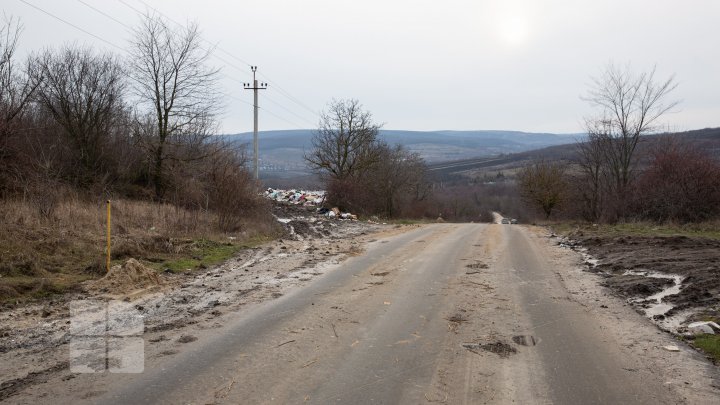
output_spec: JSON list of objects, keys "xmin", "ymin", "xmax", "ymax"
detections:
[
  {"xmin": 116, "ymin": 0, "xmax": 316, "ymax": 126},
  {"xmin": 134, "ymin": 0, "xmax": 253, "ymax": 67},
  {"xmin": 221, "ymin": 72, "xmax": 315, "ymax": 125},
  {"xmin": 224, "ymin": 92, "xmax": 307, "ymax": 129},
  {"xmin": 222, "ymin": 92, "xmax": 253, "ymax": 107},
  {"xmin": 87, "ymin": 1, "xmax": 247, "ymax": 83},
  {"xmin": 243, "ymin": 66, "xmax": 267, "ymax": 179},
  {"xmin": 263, "ymin": 93, "xmax": 317, "ymax": 127},
  {"xmin": 123, "ymin": 0, "xmax": 318, "ymax": 121},
  {"xmin": 259, "ymin": 106, "xmax": 308, "ymax": 130},
  {"xmin": 122, "ymin": 0, "xmax": 250, "ymax": 73},
  {"xmin": 19, "ymin": 0, "xmax": 125, "ymax": 51},
  {"xmin": 76, "ymin": 0, "xmax": 132, "ymax": 29},
  {"xmin": 22, "ymin": 0, "xmax": 315, "ymax": 131},
  {"xmin": 259, "ymin": 73, "xmax": 318, "ymax": 116}
]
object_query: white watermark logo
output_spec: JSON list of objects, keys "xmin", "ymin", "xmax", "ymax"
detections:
[{"xmin": 69, "ymin": 300, "xmax": 144, "ymax": 373}]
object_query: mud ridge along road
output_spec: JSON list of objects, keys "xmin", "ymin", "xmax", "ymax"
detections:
[{"xmin": 2, "ymin": 223, "xmax": 720, "ymax": 404}]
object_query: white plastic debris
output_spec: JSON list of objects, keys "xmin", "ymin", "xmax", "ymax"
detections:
[
  {"xmin": 663, "ymin": 345, "xmax": 680, "ymax": 352},
  {"xmin": 687, "ymin": 321, "xmax": 720, "ymax": 335},
  {"xmin": 264, "ymin": 188, "xmax": 326, "ymax": 206}
]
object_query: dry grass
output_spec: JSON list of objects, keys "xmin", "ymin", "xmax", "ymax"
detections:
[
  {"xmin": 0, "ymin": 196, "xmax": 280, "ymax": 303},
  {"xmin": 549, "ymin": 220, "xmax": 720, "ymax": 241}
]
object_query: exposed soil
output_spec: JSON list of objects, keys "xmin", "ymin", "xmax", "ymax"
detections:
[
  {"xmin": 84, "ymin": 259, "xmax": 163, "ymax": 296},
  {"xmin": 0, "ymin": 202, "xmax": 403, "ymax": 402},
  {"xmin": 1, "ymin": 222, "xmax": 718, "ymax": 404},
  {"xmin": 557, "ymin": 232, "xmax": 720, "ymax": 325}
]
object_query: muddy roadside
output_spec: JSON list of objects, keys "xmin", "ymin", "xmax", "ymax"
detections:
[
  {"xmin": 551, "ymin": 227, "xmax": 720, "ymax": 360},
  {"xmin": 0, "ymin": 203, "xmax": 413, "ymax": 402}
]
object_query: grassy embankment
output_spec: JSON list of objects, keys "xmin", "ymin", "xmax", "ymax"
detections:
[
  {"xmin": 550, "ymin": 221, "xmax": 720, "ymax": 240},
  {"xmin": 0, "ymin": 197, "xmax": 279, "ymax": 304}
]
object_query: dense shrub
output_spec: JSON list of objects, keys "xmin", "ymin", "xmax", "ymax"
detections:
[{"xmin": 633, "ymin": 141, "xmax": 720, "ymax": 223}]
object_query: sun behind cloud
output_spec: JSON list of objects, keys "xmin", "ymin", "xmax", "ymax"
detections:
[{"xmin": 497, "ymin": 15, "xmax": 530, "ymax": 46}]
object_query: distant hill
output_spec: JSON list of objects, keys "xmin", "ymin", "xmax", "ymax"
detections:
[
  {"xmin": 426, "ymin": 127, "xmax": 720, "ymax": 181},
  {"xmin": 221, "ymin": 129, "xmax": 582, "ymax": 176}
]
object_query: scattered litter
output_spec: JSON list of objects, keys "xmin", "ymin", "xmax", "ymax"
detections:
[
  {"xmin": 265, "ymin": 188, "xmax": 325, "ymax": 206},
  {"xmin": 687, "ymin": 321, "xmax": 720, "ymax": 335},
  {"xmin": 383, "ymin": 301, "xmax": 391, "ymax": 305},
  {"xmin": 663, "ymin": 345, "xmax": 680, "ymax": 352},
  {"xmin": 267, "ymin": 189, "xmax": 358, "ymax": 222},
  {"xmin": 319, "ymin": 206, "xmax": 357, "ymax": 221}
]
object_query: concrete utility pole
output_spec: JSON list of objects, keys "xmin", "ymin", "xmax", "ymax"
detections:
[{"xmin": 243, "ymin": 66, "xmax": 267, "ymax": 179}]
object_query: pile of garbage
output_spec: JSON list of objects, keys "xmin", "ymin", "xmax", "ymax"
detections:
[
  {"xmin": 265, "ymin": 188, "xmax": 325, "ymax": 206},
  {"xmin": 318, "ymin": 207, "xmax": 357, "ymax": 220},
  {"xmin": 267, "ymin": 188, "xmax": 359, "ymax": 221}
]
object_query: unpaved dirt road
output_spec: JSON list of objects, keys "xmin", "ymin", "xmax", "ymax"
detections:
[{"xmin": 4, "ymin": 223, "xmax": 720, "ymax": 404}]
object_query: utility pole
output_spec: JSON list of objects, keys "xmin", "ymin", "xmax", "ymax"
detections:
[{"xmin": 244, "ymin": 66, "xmax": 267, "ymax": 180}]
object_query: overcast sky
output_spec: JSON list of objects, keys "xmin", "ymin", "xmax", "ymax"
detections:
[{"xmin": 5, "ymin": 0, "xmax": 720, "ymax": 134}]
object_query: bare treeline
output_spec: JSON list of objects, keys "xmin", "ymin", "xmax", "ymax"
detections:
[
  {"xmin": 0, "ymin": 14, "xmax": 265, "ymax": 231},
  {"xmin": 518, "ymin": 63, "xmax": 720, "ymax": 224},
  {"xmin": 305, "ymin": 98, "xmax": 429, "ymax": 217}
]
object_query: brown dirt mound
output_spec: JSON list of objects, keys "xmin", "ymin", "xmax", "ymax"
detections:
[
  {"xmin": 84, "ymin": 259, "xmax": 162, "ymax": 295},
  {"xmin": 576, "ymin": 235, "xmax": 720, "ymax": 313}
]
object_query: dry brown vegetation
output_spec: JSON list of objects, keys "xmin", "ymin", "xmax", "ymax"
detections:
[
  {"xmin": 0, "ymin": 195, "xmax": 278, "ymax": 303},
  {"xmin": 0, "ymin": 15, "xmax": 279, "ymax": 303}
]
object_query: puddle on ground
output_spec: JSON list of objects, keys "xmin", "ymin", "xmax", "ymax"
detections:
[
  {"xmin": 512, "ymin": 335, "xmax": 537, "ymax": 346},
  {"xmin": 624, "ymin": 270, "xmax": 684, "ymax": 318}
]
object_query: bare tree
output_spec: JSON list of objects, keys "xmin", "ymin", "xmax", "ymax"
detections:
[
  {"xmin": 0, "ymin": 15, "xmax": 40, "ymax": 176},
  {"xmin": 305, "ymin": 98, "xmax": 382, "ymax": 181},
  {"xmin": 128, "ymin": 14, "xmax": 221, "ymax": 199},
  {"xmin": 583, "ymin": 63, "xmax": 678, "ymax": 197},
  {"xmin": 30, "ymin": 45, "xmax": 126, "ymax": 184},
  {"xmin": 517, "ymin": 160, "xmax": 568, "ymax": 219},
  {"xmin": 367, "ymin": 143, "xmax": 427, "ymax": 217},
  {"xmin": 0, "ymin": 16, "xmax": 38, "ymax": 128},
  {"xmin": 575, "ymin": 121, "xmax": 610, "ymax": 222}
]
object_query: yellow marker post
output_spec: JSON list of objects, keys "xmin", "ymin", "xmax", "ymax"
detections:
[{"xmin": 106, "ymin": 200, "xmax": 111, "ymax": 273}]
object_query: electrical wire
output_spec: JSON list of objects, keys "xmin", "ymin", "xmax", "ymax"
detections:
[
  {"xmin": 76, "ymin": 0, "xmax": 132, "ymax": 29},
  {"xmin": 223, "ymin": 93, "xmax": 306, "ymax": 129},
  {"xmin": 126, "ymin": 0, "xmax": 318, "ymax": 121},
  {"xmin": 19, "ymin": 0, "xmax": 125, "ymax": 51},
  {"xmin": 21, "ymin": 0, "xmax": 314, "ymax": 131}
]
